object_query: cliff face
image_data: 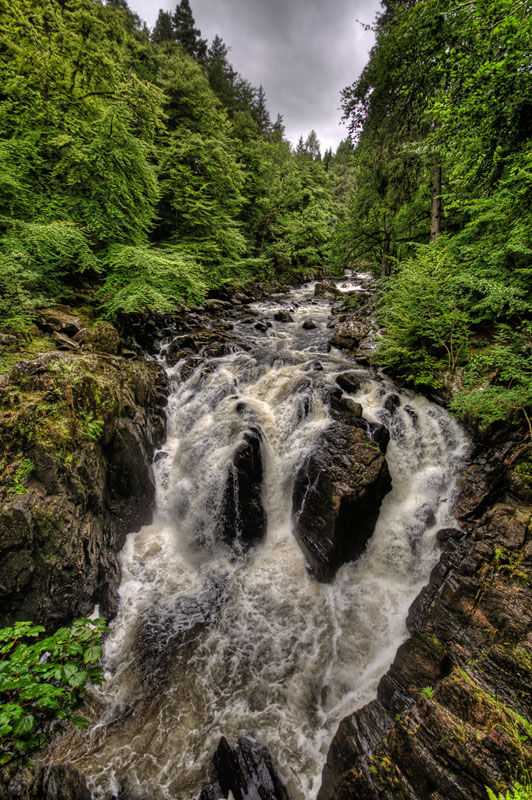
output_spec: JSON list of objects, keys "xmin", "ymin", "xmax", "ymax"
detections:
[
  {"xmin": 318, "ymin": 417, "xmax": 532, "ymax": 799},
  {"xmin": 0, "ymin": 348, "xmax": 168, "ymax": 629}
]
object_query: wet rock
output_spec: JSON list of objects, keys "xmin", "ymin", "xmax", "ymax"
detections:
[
  {"xmin": 302, "ymin": 318, "xmax": 317, "ymax": 330},
  {"xmin": 198, "ymin": 736, "xmax": 291, "ymax": 800},
  {"xmin": 136, "ymin": 573, "xmax": 229, "ymax": 686},
  {"xmin": 329, "ymin": 318, "xmax": 369, "ymax": 351},
  {"xmin": 255, "ymin": 321, "xmax": 268, "ymax": 332},
  {"xmin": 318, "ymin": 465, "xmax": 532, "ymax": 800},
  {"xmin": 383, "ymin": 392, "xmax": 400, "ymax": 413},
  {"xmin": 36, "ymin": 308, "xmax": 82, "ymax": 337},
  {"xmin": 335, "ymin": 371, "xmax": 361, "ymax": 395},
  {"xmin": 204, "ymin": 298, "xmax": 233, "ymax": 314},
  {"xmin": 0, "ymin": 354, "xmax": 169, "ymax": 628},
  {"xmin": 0, "ymin": 762, "xmax": 91, "ymax": 800},
  {"xmin": 274, "ymin": 310, "xmax": 293, "ymax": 323},
  {"xmin": 292, "ymin": 417, "xmax": 392, "ymax": 582},
  {"xmin": 308, "ymin": 360, "xmax": 324, "ymax": 371},
  {"xmin": 219, "ymin": 427, "xmax": 267, "ymax": 550},
  {"xmin": 314, "ymin": 281, "xmax": 342, "ymax": 299}
]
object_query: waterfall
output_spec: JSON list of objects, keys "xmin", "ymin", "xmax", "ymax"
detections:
[{"xmin": 57, "ymin": 278, "xmax": 468, "ymax": 800}]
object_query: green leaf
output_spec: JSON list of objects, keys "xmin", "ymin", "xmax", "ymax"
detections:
[{"xmin": 12, "ymin": 715, "xmax": 35, "ymax": 737}]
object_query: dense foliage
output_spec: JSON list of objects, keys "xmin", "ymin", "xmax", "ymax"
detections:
[
  {"xmin": 0, "ymin": 0, "xmax": 334, "ymax": 327},
  {"xmin": 336, "ymin": 0, "xmax": 532, "ymax": 429},
  {"xmin": 0, "ymin": 617, "xmax": 107, "ymax": 764}
]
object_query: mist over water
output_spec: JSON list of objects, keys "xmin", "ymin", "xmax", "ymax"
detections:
[{"xmin": 58, "ymin": 278, "xmax": 468, "ymax": 799}]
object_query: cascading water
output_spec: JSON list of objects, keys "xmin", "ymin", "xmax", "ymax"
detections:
[{"xmin": 57, "ymin": 277, "xmax": 468, "ymax": 800}]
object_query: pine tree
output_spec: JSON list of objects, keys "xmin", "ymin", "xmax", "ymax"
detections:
[
  {"xmin": 305, "ymin": 130, "xmax": 321, "ymax": 161},
  {"xmin": 253, "ymin": 85, "xmax": 271, "ymax": 137},
  {"xmin": 152, "ymin": 9, "xmax": 174, "ymax": 43},
  {"xmin": 271, "ymin": 113, "xmax": 285, "ymax": 142},
  {"xmin": 295, "ymin": 135, "xmax": 306, "ymax": 156},
  {"xmin": 172, "ymin": 0, "xmax": 207, "ymax": 61}
]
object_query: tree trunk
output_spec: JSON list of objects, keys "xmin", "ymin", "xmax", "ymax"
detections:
[{"xmin": 430, "ymin": 163, "xmax": 442, "ymax": 242}]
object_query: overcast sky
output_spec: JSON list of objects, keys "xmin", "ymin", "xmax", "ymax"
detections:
[{"xmin": 128, "ymin": 0, "xmax": 381, "ymax": 153}]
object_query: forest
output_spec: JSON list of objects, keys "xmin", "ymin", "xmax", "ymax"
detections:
[{"xmin": 2, "ymin": 0, "xmax": 531, "ymax": 434}]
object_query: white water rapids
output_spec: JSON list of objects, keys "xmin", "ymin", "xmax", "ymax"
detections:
[{"xmin": 58, "ymin": 277, "xmax": 468, "ymax": 799}]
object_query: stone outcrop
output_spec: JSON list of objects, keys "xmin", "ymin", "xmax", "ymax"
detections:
[
  {"xmin": 319, "ymin": 425, "xmax": 532, "ymax": 800},
  {"xmin": 0, "ymin": 351, "xmax": 168, "ymax": 628},
  {"xmin": 292, "ymin": 395, "xmax": 391, "ymax": 582},
  {"xmin": 198, "ymin": 736, "xmax": 291, "ymax": 800},
  {"xmin": 219, "ymin": 426, "xmax": 267, "ymax": 550},
  {"xmin": 0, "ymin": 762, "xmax": 91, "ymax": 800}
]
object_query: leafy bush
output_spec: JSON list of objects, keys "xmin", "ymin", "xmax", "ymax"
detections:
[
  {"xmin": 0, "ymin": 617, "xmax": 107, "ymax": 765},
  {"xmin": 100, "ymin": 245, "xmax": 207, "ymax": 317},
  {"xmin": 451, "ymin": 325, "xmax": 532, "ymax": 437},
  {"xmin": 375, "ymin": 244, "xmax": 470, "ymax": 385}
]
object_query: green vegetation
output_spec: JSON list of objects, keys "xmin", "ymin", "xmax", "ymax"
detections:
[
  {"xmin": 0, "ymin": 0, "xmax": 335, "ymax": 330},
  {"xmin": 0, "ymin": 617, "xmax": 107, "ymax": 765},
  {"xmin": 487, "ymin": 784, "xmax": 532, "ymax": 800},
  {"xmin": 335, "ymin": 0, "xmax": 532, "ymax": 432},
  {"xmin": 420, "ymin": 686, "xmax": 435, "ymax": 699}
]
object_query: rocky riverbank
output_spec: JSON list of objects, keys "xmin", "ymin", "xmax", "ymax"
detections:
[{"xmin": 317, "ymin": 289, "xmax": 532, "ymax": 799}]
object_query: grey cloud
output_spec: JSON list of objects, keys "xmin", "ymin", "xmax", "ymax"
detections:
[{"xmin": 129, "ymin": 0, "xmax": 380, "ymax": 152}]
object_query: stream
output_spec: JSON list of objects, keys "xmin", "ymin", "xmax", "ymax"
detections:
[{"xmin": 59, "ymin": 276, "xmax": 468, "ymax": 799}]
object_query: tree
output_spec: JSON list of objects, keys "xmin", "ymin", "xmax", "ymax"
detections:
[
  {"xmin": 252, "ymin": 85, "xmax": 271, "ymax": 137},
  {"xmin": 305, "ymin": 129, "xmax": 321, "ymax": 161},
  {"xmin": 172, "ymin": 0, "xmax": 207, "ymax": 61},
  {"xmin": 151, "ymin": 9, "xmax": 173, "ymax": 43}
]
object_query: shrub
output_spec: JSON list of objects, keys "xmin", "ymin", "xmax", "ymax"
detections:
[{"xmin": 0, "ymin": 617, "xmax": 107, "ymax": 765}]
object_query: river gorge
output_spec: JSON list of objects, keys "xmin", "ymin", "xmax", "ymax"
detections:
[{"xmin": 49, "ymin": 275, "xmax": 466, "ymax": 798}]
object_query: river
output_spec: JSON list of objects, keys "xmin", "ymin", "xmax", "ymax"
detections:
[{"xmin": 58, "ymin": 276, "xmax": 468, "ymax": 799}]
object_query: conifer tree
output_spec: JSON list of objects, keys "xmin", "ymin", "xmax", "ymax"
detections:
[
  {"xmin": 253, "ymin": 85, "xmax": 272, "ymax": 137},
  {"xmin": 152, "ymin": 9, "xmax": 174, "ymax": 43},
  {"xmin": 305, "ymin": 129, "xmax": 321, "ymax": 161},
  {"xmin": 172, "ymin": 0, "xmax": 207, "ymax": 61}
]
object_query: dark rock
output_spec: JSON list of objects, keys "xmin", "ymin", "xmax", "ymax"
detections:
[
  {"xmin": 329, "ymin": 318, "xmax": 369, "ymax": 351},
  {"xmin": 0, "ymin": 355, "xmax": 169, "ymax": 628},
  {"xmin": 383, "ymin": 392, "xmax": 400, "ymax": 413},
  {"xmin": 198, "ymin": 736, "xmax": 291, "ymax": 800},
  {"xmin": 302, "ymin": 318, "xmax": 317, "ymax": 330},
  {"xmin": 51, "ymin": 331, "xmax": 80, "ymax": 351},
  {"xmin": 36, "ymin": 308, "xmax": 82, "ymax": 337},
  {"xmin": 219, "ymin": 427, "xmax": 267, "ymax": 550},
  {"xmin": 318, "ymin": 473, "xmax": 532, "ymax": 800},
  {"xmin": 136, "ymin": 573, "xmax": 228, "ymax": 687},
  {"xmin": 292, "ymin": 418, "xmax": 392, "ymax": 581},
  {"xmin": 314, "ymin": 281, "xmax": 342, "ymax": 299},
  {"xmin": 335, "ymin": 372, "xmax": 361, "ymax": 395},
  {"xmin": 0, "ymin": 334, "xmax": 18, "ymax": 347},
  {"xmin": 204, "ymin": 298, "xmax": 233, "ymax": 313},
  {"xmin": 274, "ymin": 310, "xmax": 293, "ymax": 323},
  {"xmin": 255, "ymin": 321, "xmax": 268, "ymax": 332},
  {"xmin": 308, "ymin": 360, "xmax": 324, "ymax": 371},
  {"xmin": 0, "ymin": 762, "xmax": 91, "ymax": 800}
]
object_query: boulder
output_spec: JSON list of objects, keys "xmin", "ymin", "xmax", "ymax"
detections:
[
  {"xmin": 292, "ymin": 417, "xmax": 392, "ymax": 582},
  {"xmin": 302, "ymin": 318, "xmax": 317, "ymax": 330},
  {"xmin": 85, "ymin": 320, "xmax": 121, "ymax": 355},
  {"xmin": 274, "ymin": 310, "xmax": 293, "ymax": 323},
  {"xmin": 314, "ymin": 281, "xmax": 342, "ymax": 299},
  {"xmin": 36, "ymin": 308, "xmax": 82, "ymax": 338},
  {"xmin": 335, "ymin": 371, "xmax": 361, "ymax": 395},
  {"xmin": 198, "ymin": 736, "xmax": 291, "ymax": 800},
  {"xmin": 219, "ymin": 427, "xmax": 267, "ymax": 550}
]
